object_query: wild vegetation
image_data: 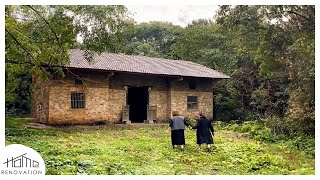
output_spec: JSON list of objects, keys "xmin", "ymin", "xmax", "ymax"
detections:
[
  {"xmin": 5, "ymin": 118, "xmax": 314, "ymax": 175},
  {"xmin": 5, "ymin": 5, "xmax": 315, "ymax": 175},
  {"xmin": 5, "ymin": 5, "xmax": 314, "ymax": 135}
]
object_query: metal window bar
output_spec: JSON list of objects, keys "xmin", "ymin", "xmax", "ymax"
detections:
[
  {"xmin": 71, "ymin": 93, "xmax": 85, "ymax": 109},
  {"xmin": 187, "ymin": 96, "xmax": 198, "ymax": 109}
]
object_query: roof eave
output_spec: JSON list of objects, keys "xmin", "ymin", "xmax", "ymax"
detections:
[{"xmin": 64, "ymin": 66, "xmax": 225, "ymax": 79}]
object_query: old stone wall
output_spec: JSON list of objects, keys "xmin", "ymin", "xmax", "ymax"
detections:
[
  {"xmin": 170, "ymin": 77, "xmax": 214, "ymax": 120},
  {"xmin": 108, "ymin": 73, "xmax": 169, "ymax": 122},
  {"xmin": 33, "ymin": 69, "xmax": 214, "ymax": 125},
  {"xmin": 31, "ymin": 75, "xmax": 50, "ymax": 123},
  {"xmin": 48, "ymin": 70, "xmax": 110, "ymax": 124}
]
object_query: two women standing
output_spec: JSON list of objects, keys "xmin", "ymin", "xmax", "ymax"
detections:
[{"xmin": 169, "ymin": 111, "xmax": 214, "ymax": 152}]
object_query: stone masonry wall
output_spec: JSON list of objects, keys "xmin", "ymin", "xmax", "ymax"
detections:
[
  {"xmin": 108, "ymin": 73, "xmax": 169, "ymax": 122},
  {"xmin": 48, "ymin": 70, "xmax": 110, "ymax": 124},
  {"xmin": 31, "ymin": 75, "xmax": 50, "ymax": 123},
  {"xmin": 170, "ymin": 77, "xmax": 214, "ymax": 120},
  {"xmin": 34, "ymin": 69, "xmax": 214, "ymax": 125}
]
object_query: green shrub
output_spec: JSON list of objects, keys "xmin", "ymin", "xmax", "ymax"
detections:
[
  {"xmin": 216, "ymin": 118, "xmax": 315, "ymax": 156},
  {"xmin": 185, "ymin": 117, "xmax": 196, "ymax": 127},
  {"xmin": 289, "ymin": 135, "xmax": 315, "ymax": 157}
]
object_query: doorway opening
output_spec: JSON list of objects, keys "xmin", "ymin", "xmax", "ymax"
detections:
[{"xmin": 127, "ymin": 86, "xmax": 149, "ymax": 123}]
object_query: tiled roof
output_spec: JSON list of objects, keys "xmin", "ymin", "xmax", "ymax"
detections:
[{"xmin": 66, "ymin": 49, "xmax": 230, "ymax": 79}]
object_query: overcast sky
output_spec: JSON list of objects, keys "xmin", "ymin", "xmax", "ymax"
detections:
[{"xmin": 126, "ymin": 5, "xmax": 220, "ymax": 27}]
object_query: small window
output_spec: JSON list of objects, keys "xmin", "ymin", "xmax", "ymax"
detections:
[
  {"xmin": 189, "ymin": 80, "xmax": 196, "ymax": 89},
  {"xmin": 187, "ymin": 96, "xmax": 198, "ymax": 109},
  {"xmin": 71, "ymin": 93, "xmax": 85, "ymax": 109},
  {"xmin": 75, "ymin": 76, "xmax": 83, "ymax": 85}
]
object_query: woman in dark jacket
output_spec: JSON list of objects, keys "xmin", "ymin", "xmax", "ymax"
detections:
[
  {"xmin": 192, "ymin": 112, "xmax": 214, "ymax": 152},
  {"xmin": 169, "ymin": 111, "xmax": 189, "ymax": 151}
]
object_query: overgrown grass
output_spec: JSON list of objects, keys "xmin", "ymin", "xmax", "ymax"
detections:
[
  {"xmin": 5, "ymin": 117, "xmax": 315, "ymax": 175},
  {"xmin": 214, "ymin": 120, "xmax": 315, "ymax": 157}
]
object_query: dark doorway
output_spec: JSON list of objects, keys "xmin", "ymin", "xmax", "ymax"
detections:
[{"xmin": 127, "ymin": 86, "xmax": 149, "ymax": 123}]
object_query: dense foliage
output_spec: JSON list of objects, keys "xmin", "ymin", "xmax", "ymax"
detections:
[
  {"xmin": 5, "ymin": 5, "xmax": 315, "ymax": 136},
  {"xmin": 213, "ymin": 6, "xmax": 315, "ymax": 135},
  {"xmin": 5, "ymin": 5, "xmax": 132, "ymax": 115}
]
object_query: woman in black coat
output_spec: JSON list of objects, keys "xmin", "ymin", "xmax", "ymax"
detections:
[{"xmin": 192, "ymin": 112, "xmax": 214, "ymax": 152}]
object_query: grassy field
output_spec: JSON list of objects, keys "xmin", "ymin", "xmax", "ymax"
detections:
[{"xmin": 5, "ymin": 117, "xmax": 315, "ymax": 175}]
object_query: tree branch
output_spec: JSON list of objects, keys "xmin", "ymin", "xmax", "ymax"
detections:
[
  {"xmin": 7, "ymin": 59, "xmax": 90, "ymax": 89},
  {"xmin": 26, "ymin": 5, "xmax": 65, "ymax": 53},
  {"xmin": 284, "ymin": 10, "xmax": 310, "ymax": 21},
  {"xmin": 6, "ymin": 59, "xmax": 64, "ymax": 69},
  {"xmin": 65, "ymin": 68, "xmax": 89, "ymax": 89},
  {"xmin": 5, "ymin": 29, "xmax": 36, "ymax": 61}
]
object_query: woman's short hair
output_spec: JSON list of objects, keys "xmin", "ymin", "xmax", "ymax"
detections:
[
  {"xmin": 172, "ymin": 111, "xmax": 180, "ymax": 116},
  {"xmin": 199, "ymin": 111, "xmax": 206, "ymax": 118}
]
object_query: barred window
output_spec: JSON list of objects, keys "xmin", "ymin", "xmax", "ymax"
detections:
[
  {"xmin": 187, "ymin": 96, "xmax": 198, "ymax": 109},
  {"xmin": 71, "ymin": 93, "xmax": 85, "ymax": 109}
]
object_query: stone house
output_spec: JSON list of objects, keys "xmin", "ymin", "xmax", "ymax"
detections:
[{"xmin": 31, "ymin": 49, "xmax": 229, "ymax": 125}]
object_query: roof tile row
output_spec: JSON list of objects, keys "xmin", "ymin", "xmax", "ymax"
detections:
[{"xmin": 67, "ymin": 49, "xmax": 230, "ymax": 79}]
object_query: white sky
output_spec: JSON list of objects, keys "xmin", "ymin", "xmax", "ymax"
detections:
[{"xmin": 126, "ymin": 5, "xmax": 220, "ymax": 27}]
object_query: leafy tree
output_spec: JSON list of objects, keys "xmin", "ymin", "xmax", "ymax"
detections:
[
  {"xmin": 122, "ymin": 41, "xmax": 162, "ymax": 57},
  {"xmin": 172, "ymin": 19, "xmax": 232, "ymax": 70},
  {"xmin": 216, "ymin": 5, "xmax": 314, "ymax": 134},
  {"xmin": 122, "ymin": 21, "xmax": 183, "ymax": 58},
  {"xmin": 5, "ymin": 5, "xmax": 132, "ymax": 114}
]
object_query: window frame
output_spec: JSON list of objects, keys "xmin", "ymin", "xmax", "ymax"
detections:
[
  {"xmin": 71, "ymin": 92, "xmax": 86, "ymax": 109},
  {"xmin": 187, "ymin": 96, "xmax": 198, "ymax": 109}
]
